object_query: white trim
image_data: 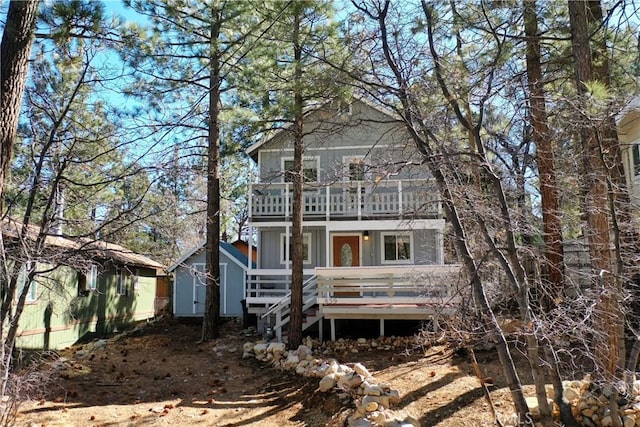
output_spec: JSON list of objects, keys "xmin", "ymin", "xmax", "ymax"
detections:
[
  {"xmin": 258, "ymin": 145, "xmax": 390, "ymax": 153},
  {"xmin": 380, "ymin": 232, "xmax": 414, "ymax": 264},
  {"xmin": 280, "ymin": 232, "xmax": 312, "ymax": 265},
  {"xmin": 168, "ymin": 241, "xmax": 249, "ymax": 272},
  {"xmin": 251, "ymin": 219, "xmax": 445, "ymax": 230},
  {"xmin": 330, "ymin": 233, "xmax": 363, "ymax": 267},
  {"xmin": 220, "ymin": 263, "xmax": 227, "ymax": 315}
]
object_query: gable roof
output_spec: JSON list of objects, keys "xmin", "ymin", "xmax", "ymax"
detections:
[
  {"xmin": 244, "ymin": 96, "xmax": 400, "ymax": 159},
  {"xmin": 1, "ymin": 218, "xmax": 164, "ymax": 271},
  {"xmin": 167, "ymin": 240, "xmax": 252, "ymax": 272}
]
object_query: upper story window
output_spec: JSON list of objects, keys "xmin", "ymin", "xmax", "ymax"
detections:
[
  {"xmin": 282, "ymin": 158, "xmax": 318, "ymax": 183},
  {"xmin": 381, "ymin": 232, "xmax": 413, "ymax": 264},
  {"xmin": 343, "ymin": 156, "xmax": 367, "ymax": 181}
]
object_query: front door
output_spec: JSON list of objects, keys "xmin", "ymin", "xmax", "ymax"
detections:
[
  {"xmin": 332, "ymin": 235, "xmax": 360, "ymax": 297},
  {"xmin": 332, "ymin": 235, "xmax": 360, "ymax": 267}
]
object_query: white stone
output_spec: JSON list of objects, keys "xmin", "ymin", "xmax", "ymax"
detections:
[
  {"xmin": 353, "ymin": 363, "xmax": 372, "ymax": 378},
  {"xmin": 369, "ymin": 411, "xmax": 385, "ymax": 425},
  {"xmin": 364, "ymin": 401, "xmax": 378, "ymax": 412},
  {"xmin": 363, "ymin": 383, "xmax": 383, "ymax": 396},
  {"xmin": 623, "ymin": 414, "xmax": 635, "ymax": 427},
  {"xmin": 387, "ymin": 389, "xmax": 401, "ymax": 405},
  {"xmin": 338, "ymin": 372, "xmax": 364, "ymax": 389},
  {"xmin": 267, "ymin": 342, "xmax": 286, "ymax": 354},
  {"xmin": 357, "ymin": 338, "xmax": 367, "ymax": 344},
  {"xmin": 348, "ymin": 416, "xmax": 373, "ymax": 426},
  {"xmin": 362, "ymin": 394, "xmax": 390, "ymax": 410},
  {"xmin": 243, "ymin": 342, "xmax": 254, "ymax": 353},
  {"xmin": 319, "ymin": 373, "xmax": 337, "ymax": 392},
  {"xmin": 563, "ymin": 386, "xmax": 580, "ymax": 402},
  {"xmin": 336, "ymin": 363, "xmax": 353, "ymax": 375},
  {"xmin": 283, "ymin": 354, "xmax": 299, "ymax": 370},
  {"xmin": 295, "ymin": 360, "xmax": 309, "ymax": 373},
  {"xmin": 253, "ymin": 343, "xmax": 268, "ymax": 355},
  {"xmin": 296, "ymin": 345, "xmax": 312, "ymax": 360}
]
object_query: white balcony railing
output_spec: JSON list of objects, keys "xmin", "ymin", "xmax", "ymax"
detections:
[
  {"xmin": 316, "ymin": 265, "xmax": 463, "ymax": 309},
  {"xmin": 249, "ymin": 179, "xmax": 440, "ymax": 220}
]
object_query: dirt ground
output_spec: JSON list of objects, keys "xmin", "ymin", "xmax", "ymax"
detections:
[{"xmin": 14, "ymin": 317, "xmax": 524, "ymax": 427}]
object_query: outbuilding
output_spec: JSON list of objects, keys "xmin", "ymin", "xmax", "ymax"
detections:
[{"xmin": 169, "ymin": 241, "xmax": 250, "ymax": 318}]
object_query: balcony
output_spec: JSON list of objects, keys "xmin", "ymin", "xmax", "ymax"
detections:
[{"xmin": 249, "ymin": 179, "xmax": 441, "ymax": 221}]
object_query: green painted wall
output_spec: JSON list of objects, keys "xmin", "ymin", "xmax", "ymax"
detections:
[{"xmin": 14, "ymin": 263, "xmax": 158, "ymax": 350}]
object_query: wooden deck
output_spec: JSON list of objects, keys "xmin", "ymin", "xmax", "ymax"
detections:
[{"xmin": 249, "ymin": 264, "xmax": 463, "ymax": 340}]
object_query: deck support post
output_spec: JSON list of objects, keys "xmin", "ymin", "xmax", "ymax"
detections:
[
  {"xmin": 319, "ymin": 318, "xmax": 324, "ymax": 341},
  {"xmin": 330, "ymin": 318, "xmax": 336, "ymax": 341},
  {"xmin": 379, "ymin": 318, "xmax": 385, "ymax": 337}
]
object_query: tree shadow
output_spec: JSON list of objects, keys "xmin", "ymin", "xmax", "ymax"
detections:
[{"xmin": 418, "ymin": 386, "xmax": 486, "ymax": 426}]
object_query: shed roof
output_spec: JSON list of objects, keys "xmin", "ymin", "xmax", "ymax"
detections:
[{"xmin": 167, "ymin": 240, "xmax": 252, "ymax": 272}]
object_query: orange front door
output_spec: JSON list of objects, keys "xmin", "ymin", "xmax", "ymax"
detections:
[{"xmin": 332, "ymin": 235, "xmax": 360, "ymax": 267}]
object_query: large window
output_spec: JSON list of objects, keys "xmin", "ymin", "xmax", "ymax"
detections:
[
  {"xmin": 280, "ymin": 233, "xmax": 312, "ymax": 264},
  {"xmin": 381, "ymin": 233, "xmax": 413, "ymax": 264},
  {"xmin": 17, "ymin": 262, "xmax": 37, "ymax": 302},
  {"xmin": 634, "ymin": 144, "xmax": 640, "ymax": 176},
  {"xmin": 283, "ymin": 158, "xmax": 318, "ymax": 183}
]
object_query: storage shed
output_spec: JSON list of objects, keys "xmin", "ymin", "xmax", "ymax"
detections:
[{"xmin": 169, "ymin": 241, "xmax": 250, "ymax": 318}]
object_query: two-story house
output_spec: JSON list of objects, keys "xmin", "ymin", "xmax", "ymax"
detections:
[{"xmin": 245, "ymin": 98, "xmax": 462, "ymax": 341}]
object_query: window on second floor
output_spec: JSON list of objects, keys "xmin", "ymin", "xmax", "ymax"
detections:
[
  {"xmin": 343, "ymin": 156, "xmax": 367, "ymax": 181},
  {"xmin": 283, "ymin": 158, "xmax": 318, "ymax": 183}
]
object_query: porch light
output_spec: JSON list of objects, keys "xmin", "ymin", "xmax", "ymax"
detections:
[{"xmin": 363, "ymin": 231, "xmax": 369, "ymax": 241}]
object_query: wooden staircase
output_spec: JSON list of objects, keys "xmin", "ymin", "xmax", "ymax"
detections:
[{"xmin": 261, "ymin": 275, "xmax": 320, "ymax": 342}]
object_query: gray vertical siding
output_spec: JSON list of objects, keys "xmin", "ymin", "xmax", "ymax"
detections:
[
  {"xmin": 173, "ymin": 249, "xmax": 246, "ymax": 318},
  {"xmin": 257, "ymin": 100, "xmax": 429, "ymax": 184}
]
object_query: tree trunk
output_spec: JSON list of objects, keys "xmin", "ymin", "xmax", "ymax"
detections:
[
  {"xmin": 0, "ymin": 0, "xmax": 39, "ymax": 213},
  {"xmin": 287, "ymin": 9, "xmax": 304, "ymax": 348},
  {"xmin": 202, "ymin": 11, "xmax": 222, "ymax": 341},
  {"xmin": 524, "ymin": 0, "xmax": 564, "ymax": 304},
  {"xmin": 568, "ymin": 0, "xmax": 622, "ymax": 378}
]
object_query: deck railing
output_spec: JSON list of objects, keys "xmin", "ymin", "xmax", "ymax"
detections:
[
  {"xmin": 316, "ymin": 265, "xmax": 463, "ymax": 310},
  {"xmin": 247, "ymin": 265, "xmax": 462, "ymax": 308},
  {"xmin": 249, "ymin": 179, "xmax": 441, "ymax": 220}
]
